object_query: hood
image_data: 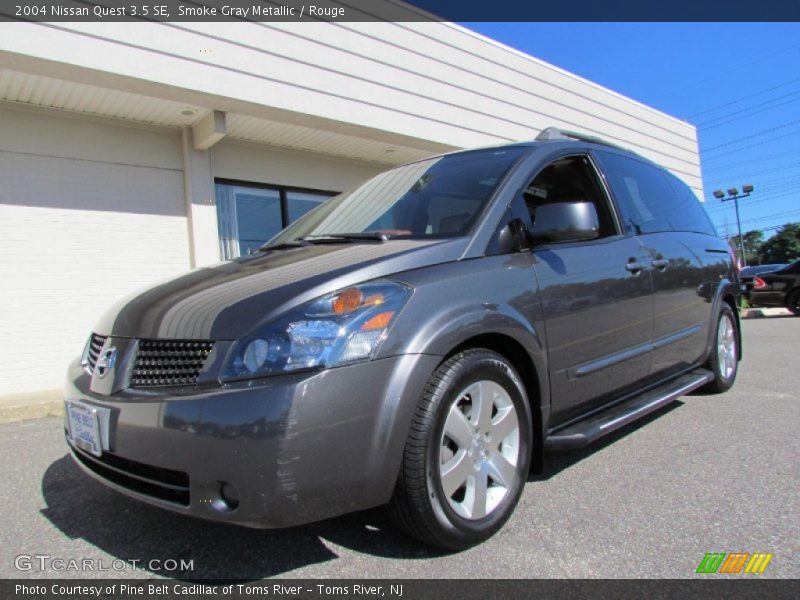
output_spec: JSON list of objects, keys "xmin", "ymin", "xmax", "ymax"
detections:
[{"xmin": 95, "ymin": 238, "xmax": 466, "ymax": 340}]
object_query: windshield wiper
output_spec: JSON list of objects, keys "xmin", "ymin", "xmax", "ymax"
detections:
[
  {"xmin": 258, "ymin": 239, "xmax": 314, "ymax": 252},
  {"xmin": 298, "ymin": 232, "xmax": 389, "ymax": 243},
  {"xmin": 259, "ymin": 232, "xmax": 389, "ymax": 252}
]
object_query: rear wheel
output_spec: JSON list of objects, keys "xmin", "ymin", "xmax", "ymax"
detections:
[
  {"xmin": 388, "ymin": 349, "xmax": 532, "ymax": 550},
  {"xmin": 787, "ymin": 289, "xmax": 800, "ymax": 316},
  {"xmin": 700, "ymin": 305, "xmax": 739, "ymax": 394}
]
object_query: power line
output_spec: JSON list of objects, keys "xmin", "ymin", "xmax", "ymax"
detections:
[
  {"xmin": 697, "ymin": 88, "xmax": 800, "ymax": 126},
  {"xmin": 706, "ymin": 190, "xmax": 800, "ymax": 214},
  {"xmin": 703, "ymin": 160, "xmax": 800, "ymax": 183},
  {"xmin": 759, "ymin": 178, "xmax": 800, "ymax": 192},
  {"xmin": 669, "ymin": 40, "xmax": 800, "ymax": 103},
  {"xmin": 689, "ymin": 75, "xmax": 800, "ymax": 118},
  {"xmin": 735, "ymin": 208, "xmax": 800, "ymax": 226},
  {"xmin": 716, "ymin": 178, "xmax": 800, "ymax": 198},
  {"xmin": 703, "ymin": 149, "xmax": 800, "ymax": 172},
  {"xmin": 698, "ymin": 94, "xmax": 800, "ymax": 131},
  {"xmin": 705, "ymin": 185, "xmax": 800, "ymax": 213},
  {"xmin": 702, "ymin": 128, "xmax": 800, "ymax": 160},
  {"xmin": 702, "ymin": 118, "xmax": 800, "ymax": 153}
]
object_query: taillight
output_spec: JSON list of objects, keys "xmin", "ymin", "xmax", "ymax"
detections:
[{"xmin": 753, "ymin": 276, "xmax": 767, "ymax": 290}]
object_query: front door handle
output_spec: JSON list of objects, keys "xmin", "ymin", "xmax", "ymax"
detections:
[
  {"xmin": 651, "ymin": 258, "xmax": 668, "ymax": 270},
  {"xmin": 625, "ymin": 260, "xmax": 646, "ymax": 274}
]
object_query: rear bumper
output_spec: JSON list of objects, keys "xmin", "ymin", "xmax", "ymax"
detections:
[
  {"xmin": 64, "ymin": 353, "xmax": 439, "ymax": 528},
  {"xmin": 746, "ymin": 291, "xmax": 785, "ymax": 307}
]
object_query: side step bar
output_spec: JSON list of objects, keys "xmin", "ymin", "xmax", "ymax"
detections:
[{"xmin": 544, "ymin": 368, "xmax": 714, "ymax": 451}]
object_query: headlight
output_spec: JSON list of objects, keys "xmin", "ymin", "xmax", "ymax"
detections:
[{"xmin": 221, "ymin": 281, "xmax": 412, "ymax": 381}]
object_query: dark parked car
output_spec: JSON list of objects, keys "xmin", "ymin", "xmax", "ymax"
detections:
[
  {"xmin": 739, "ymin": 263, "xmax": 788, "ymax": 298},
  {"xmin": 744, "ymin": 260, "xmax": 800, "ymax": 314},
  {"xmin": 64, "ymin": 128, "xmax": 741, "ymax": 549}
]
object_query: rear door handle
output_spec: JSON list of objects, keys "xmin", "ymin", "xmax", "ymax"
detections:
[
  {"xmin": 651, "ymin": 258, "xmax": 668, "ymax": 270},
  {"xmin": 625, "ymin": 261, "xmax": 646, "ymax": 274}
]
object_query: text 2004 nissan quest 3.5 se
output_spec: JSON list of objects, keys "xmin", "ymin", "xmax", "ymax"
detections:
[{"xmin": 65, "ymin": 128, "xmax": 740, "ymax": 550}]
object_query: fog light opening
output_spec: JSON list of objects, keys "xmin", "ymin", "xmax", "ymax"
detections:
[{"xmin": 212, "ymin": 481, "xmax": 240, "ymax": 512}]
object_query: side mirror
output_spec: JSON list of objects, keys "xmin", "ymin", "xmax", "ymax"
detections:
[
  {"xmin": 530, "ymin": 201, "xmax": 600, "ymax": 244},
  {"xmin": 495, "ymin": 217, "xmax": 531, "ymax": 254}
]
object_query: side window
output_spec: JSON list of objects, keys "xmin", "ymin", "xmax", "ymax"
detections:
[
  {"xmin": 597, "ymin": 151, "xmax": 715, "ymax": 235},
  {"xmin": 524, "ymin": 155, "xmax": 617, "ymax": 240},
  {"xmin": 663, "ymin": 171, "xmax": 718, "ymax": 236}
]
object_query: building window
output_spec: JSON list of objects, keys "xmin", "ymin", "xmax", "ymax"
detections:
[{"xmin": 215, "ymin": 180, "xmax": 335, "ymax": 259}]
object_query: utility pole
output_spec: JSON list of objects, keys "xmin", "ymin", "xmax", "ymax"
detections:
[{"xmin": 713, "ymin": 184, "xmax": 754, "ymax": 267}]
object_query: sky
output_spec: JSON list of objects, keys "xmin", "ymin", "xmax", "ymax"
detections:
[{"xmin": 462, "ymin": 22, "xmax": 800, "ymax": 241}]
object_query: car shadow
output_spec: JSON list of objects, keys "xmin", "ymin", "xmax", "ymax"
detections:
[
  {"xmin": 40, "ymin": 456, "xmax": 444, "ymax": 582},
  {"xmin": 530, "ymin": 401, "xmax": 683, "ymax": 482}
]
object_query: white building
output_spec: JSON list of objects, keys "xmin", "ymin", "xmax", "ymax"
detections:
[{"xmin": 0, "ymin": 16, "xmax": 702, "ymax": 403}]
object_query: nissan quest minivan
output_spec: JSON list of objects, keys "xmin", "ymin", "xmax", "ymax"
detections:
[{"xmin": 64, "ymin": 128, "xmax": 740, "ymax": 549}]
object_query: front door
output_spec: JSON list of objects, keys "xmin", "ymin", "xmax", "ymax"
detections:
[{"xmin": 525, "ymin": 153, "xmax": 654, "ymax": 425}]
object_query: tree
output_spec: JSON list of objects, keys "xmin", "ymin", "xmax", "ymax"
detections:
[
  {"xmin": 729, "ymin": 229, "xmax": 764, "ymax": 265},
  {"xmin": 758, "ymin": 222, "xmax": 800, "ymax": 264}
]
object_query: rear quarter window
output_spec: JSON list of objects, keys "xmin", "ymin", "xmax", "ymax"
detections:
[{"xmin": 597, "ymin": 151, "xmax": 717, "ymax": 236}]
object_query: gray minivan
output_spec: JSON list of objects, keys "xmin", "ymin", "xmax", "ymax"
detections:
[{"xmin": 65, "ymin": 128, "xmax": 740, "ymax": 549}]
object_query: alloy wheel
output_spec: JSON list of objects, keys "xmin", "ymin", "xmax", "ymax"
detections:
[
  {"xmin": 717, "ymin": 313, "xmax": 737, "ymax": 381},
  {"xmin": 438, "ymin": 380, "xmax": 520, "ymax": 520}
]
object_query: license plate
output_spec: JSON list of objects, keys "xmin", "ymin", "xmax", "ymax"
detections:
[{"xmin": 66, "ymin": 401, "xmax": 103, "ymax": 457}]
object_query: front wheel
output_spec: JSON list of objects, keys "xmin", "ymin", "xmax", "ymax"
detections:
[
  {"xmin": 700, "ymin": 305, "xmax": 740, "ymax": 394},
  {"xmin": 388, "ymin": 349, "xmax": 532, "ymax": 550}
]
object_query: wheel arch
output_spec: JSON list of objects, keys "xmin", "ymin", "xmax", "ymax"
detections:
[
  {"xmin": 721, "ymin": 290, "xmax": 743, "ymax": 361},
  {"xmin": 702, "ymin": 280, "xmax": 742, "ymax": 363}
]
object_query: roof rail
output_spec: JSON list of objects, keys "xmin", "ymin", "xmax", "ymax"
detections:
[{"xmin": 535, "ymin": 127, "xmax": 626, "ymax": 150}]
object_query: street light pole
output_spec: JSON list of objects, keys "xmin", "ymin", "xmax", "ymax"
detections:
[
  {"xmin": 713, "ymin": 184, "xmax": 754, "ymax": 267},
  {"xmin": 732, "ymin": 195, "xmax": 745, "ymax": 266}
]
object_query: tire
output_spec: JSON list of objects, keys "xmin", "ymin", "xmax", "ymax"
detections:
[
  {"xmin": 787, "ymin": 289, "xmax": 800, "ymax": 316},
  {"xmin": 387, "ymin": 348, "xmax": 533, "ymax": 550},
  {"xmin": 700, "ymin": 305, "xmax": 740, "ymax": 394}
]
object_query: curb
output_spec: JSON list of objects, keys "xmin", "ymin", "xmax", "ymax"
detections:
[
  {"xmin": 741, "ymin": 308, "xmax": 793, "ymax": 319},
  {"xmin": 0, "ymin": 391, "xmax": 63, "ymax": 425}
]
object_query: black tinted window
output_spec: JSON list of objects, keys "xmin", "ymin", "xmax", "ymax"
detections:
[
  {"xmin": 663, "ymin": 171, "xmax": 717, "ymax": 236},
  {"xmin": 598, "ymin": 151, "xmax": 716, "ymax": 236}
]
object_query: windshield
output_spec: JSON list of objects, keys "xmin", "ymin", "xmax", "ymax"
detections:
[{"xmin": 268, "ymin": 147, "xmax": 527, "ymax": 244}]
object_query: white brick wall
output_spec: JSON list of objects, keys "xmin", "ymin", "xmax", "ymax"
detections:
[{"xmin": 0, "ymin": 149, "xmax": 190, "ymax": 395}]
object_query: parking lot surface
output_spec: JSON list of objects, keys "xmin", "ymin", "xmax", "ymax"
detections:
[{"xmin": 1, "ymin": 317, "xmax": 797, "ymax": 579}]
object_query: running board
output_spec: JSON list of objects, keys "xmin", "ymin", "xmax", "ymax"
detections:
[{"xmin": 544, "ymin": 369, "xmax": 714, "ymax": 451}]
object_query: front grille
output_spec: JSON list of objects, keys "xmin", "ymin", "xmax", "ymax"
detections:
[
  {"xmin": 86, "ymin": 334, "xmax": 107, "ymax": 370},
  {"xmin": 71, "ymin": 442, "xmax": 190, "ymax": 506},
  {"xmin": 131, "ymin": 339, "xmax": 214, "ymax": 388}
]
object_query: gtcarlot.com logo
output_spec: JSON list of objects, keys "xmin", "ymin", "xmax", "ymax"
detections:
[
  {"xmin": 696, "ymin": 552, "xmax": 773, "ymax": 574},
  {"xmin": 15, "ymin": 554, "xmax": 194, "ymax": 573}
]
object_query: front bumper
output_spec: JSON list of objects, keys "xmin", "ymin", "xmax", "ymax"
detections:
[{"xmin": 64, "ymin": 353, "xmax": 439, "ymax": 528}]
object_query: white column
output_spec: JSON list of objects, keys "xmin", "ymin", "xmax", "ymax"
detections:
[{"xmin": 181, "ymin": 125, "xmax": 221, "ymax": 268}]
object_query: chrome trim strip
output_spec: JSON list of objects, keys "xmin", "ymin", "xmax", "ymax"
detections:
[{"xmin": 571, "ymin": 323, "xmax": 703, "ymax": 378}]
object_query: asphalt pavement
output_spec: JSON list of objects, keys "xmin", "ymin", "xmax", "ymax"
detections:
[{"xmin": 1, "ymin": 316, "xmax": 797, "ymax": 580}]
